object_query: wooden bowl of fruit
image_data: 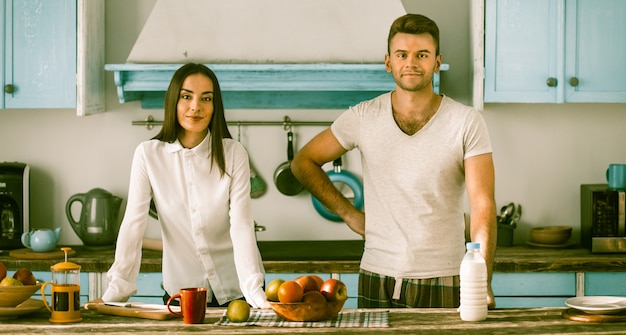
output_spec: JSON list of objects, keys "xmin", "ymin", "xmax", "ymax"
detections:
[
  {"xmin": 0, "ymin": 267, "xmax": 42, "ymax": 308},
  {"xmin": 270, "ymin": 299, "xmax": 346, "ymax": 322},
  {"xmin": 267, "ymin": 276, "xmax": 348, "ymax": 322}
]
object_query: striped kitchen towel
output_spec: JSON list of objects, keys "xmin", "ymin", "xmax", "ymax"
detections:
[{"xmin": 216, "ymin": 309, "xmax": 389, "ymax": 327}]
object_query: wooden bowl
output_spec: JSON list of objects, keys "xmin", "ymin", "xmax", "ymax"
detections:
[
  {"xmin": 529, "ymin": 226, "xmax": 572, "ymax": 245},
  {"xmin": 0, "ymin": 282, "xmax": 43, "ymax": 308},
  {"xmin": 270, "ymin": 299, "xmax": 346, "ymax": 322}
]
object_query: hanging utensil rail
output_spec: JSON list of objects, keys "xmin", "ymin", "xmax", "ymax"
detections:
[{"xmin": 132, "ymin": 115, "xmax": 331, "ymax": 130}]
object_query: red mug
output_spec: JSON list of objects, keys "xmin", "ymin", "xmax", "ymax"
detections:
[{"xmin": 166, "ymin": 287, "xmax": 207, "ymax": 324}]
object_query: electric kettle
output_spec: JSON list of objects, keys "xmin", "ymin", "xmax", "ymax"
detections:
[{"xmin": 65, "ymin": 188, "xmax": 122, "ymax": 249}]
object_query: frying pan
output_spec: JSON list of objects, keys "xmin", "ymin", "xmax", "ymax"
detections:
[
  {"xmin": 274, "ymin": 131, "xmax": 304, "ymax": 196},
  {"xmin": 311, "ymin": 156, "xmax": 364, "ymax": 222}
]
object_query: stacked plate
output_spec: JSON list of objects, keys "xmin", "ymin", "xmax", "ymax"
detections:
[
  {"xmin": 0, "ymin": 283, "xmax": 45, "ymax": 320},
  {"xmin": 565, "ymin": 296, "xmax": 626, "ymax": 315}
]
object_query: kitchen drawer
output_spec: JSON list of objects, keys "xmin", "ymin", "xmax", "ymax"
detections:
[
  {"xmin": 495, "ymin": 297, "xmax": 570, "ymax": 308},
  {"xmin": 492, "ymin": 273, "xmax": 575, "ymax": 308},
  {"xmin": 492, "ymin": 273, "xmax": 576, "ymax": 296},
  {"xmin": 585, "ymin": 272, "xmax": 626, "ymax": 296}
]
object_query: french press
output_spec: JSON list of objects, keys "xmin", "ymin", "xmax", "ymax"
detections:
[{"xmin": 41, "ymin": 247, "xmax": 82, "ymax": 323}]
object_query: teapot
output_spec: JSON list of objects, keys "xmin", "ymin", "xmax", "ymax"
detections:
[
  {"xmin": 21, "ymin": 227, "xmax": 62, "ymax": 252},
  {"xmin": 65, "ymin": 188, "xmax": 123, "ymax": 249}
]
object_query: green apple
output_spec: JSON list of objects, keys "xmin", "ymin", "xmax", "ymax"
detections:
[
  {"xmin": 265, "ymin": 278, "xmax": 285, "ymax": 302},
  {"xmin": 226, "ymin": 300, "xmax": 250, "ymax": 323}
]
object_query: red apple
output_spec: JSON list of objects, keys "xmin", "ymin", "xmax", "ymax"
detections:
[
  {"xmin": 319, "ymin": 278, "xmax": 347, "ymax": 302},
  {"xmin": 0, "ymin": 262, "xmax": 6, "ymax": 281},
  {"xmin": 13, "ymin": 268, "xmax": 37, "ymax": 285}
]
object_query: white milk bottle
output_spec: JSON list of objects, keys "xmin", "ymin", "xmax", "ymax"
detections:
[{"xmin": 459, "ymin": 242, "xmax": 488, "ymax": 321}]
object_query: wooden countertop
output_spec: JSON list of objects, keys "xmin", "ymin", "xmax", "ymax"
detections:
[
  {"xmin": 2, "ymin": 306, "xmax": 625, "ymax": 334},
  {"xmin": 1, "ymin": 243, "xmax": 625, "ymax": 274}
]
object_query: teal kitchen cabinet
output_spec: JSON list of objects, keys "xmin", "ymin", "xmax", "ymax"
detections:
[
  {"xmin": 484, "ymin": 0, "xmax": 626, "ymax": 103},
  {"xmin": 127, "ymin": 272, "xmax": 166, "ymax": 305},
  {"xmin": 1, "ymin": 0, "xmax": 104, "ymax": 115},
  {"xmin": 94, "ymin": 272, "xmax": 165, "ymax": 304},
  {"xmin": 337, "ymin": 273, "xmax": 358, "ymax": 308},
  {"xmin": 584, "ymin": 272, "xmax": 626, "ymax": 296},
  {"xmin": 492, "ymin": 273, "xmax": 576, "ymax": 308}
]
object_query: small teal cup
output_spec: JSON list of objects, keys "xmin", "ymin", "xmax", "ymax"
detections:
[{"xmin": 606, "ymin": 164, "xmax": 626, "ymax": 190}]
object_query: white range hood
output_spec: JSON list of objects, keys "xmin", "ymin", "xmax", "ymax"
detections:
[
  {"xmin": 127, "ymin": 0, "xmax": 405, "ymax": 63},
  {"xmin": 107, "ymin": 0, "xmax": 410, "ymax": 109}
]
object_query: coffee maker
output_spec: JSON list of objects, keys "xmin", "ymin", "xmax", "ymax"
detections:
[
  {"xmin": 581, "ymin": 184, "xmax": 626, "ymax": 253},
  {"xmin": 0, "ymin": 162, "xmax": 29, "ymax": 250}
]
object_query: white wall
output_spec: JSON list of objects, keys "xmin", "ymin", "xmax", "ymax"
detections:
[{"xmin": 0, "ymin": 0, "xmax": 622, "ymax": 246}]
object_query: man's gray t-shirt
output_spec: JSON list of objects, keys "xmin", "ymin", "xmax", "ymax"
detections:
[{"xmin": 331, "ymin": 93, "xmax": 492, "ymax": 279}]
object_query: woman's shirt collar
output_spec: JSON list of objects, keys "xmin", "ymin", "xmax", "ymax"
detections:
[{"xmin": 164, "ymin": 132, "xmax": 211, "ymax": 158}]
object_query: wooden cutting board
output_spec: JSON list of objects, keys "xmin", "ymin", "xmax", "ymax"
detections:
[
  {"xmin": 84, "ymin": 303, "xmax": 175, "ymax": 320},
  {"xmin": 562, "ymin": 308, "xmax": 626, "ymax": 323},
  {"xmin": 9, "ymin": 248, "xmax": 76, "ymax": 260}
]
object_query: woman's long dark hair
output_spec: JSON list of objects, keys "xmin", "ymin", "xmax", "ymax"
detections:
[{"xmin": 153, "ymin": 63, "xmax": 232, "ymax": 177}]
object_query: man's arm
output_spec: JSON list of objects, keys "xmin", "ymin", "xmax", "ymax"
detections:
[
  {"xmin": 291, "ymin": 128, "xmax": 365, "ymax": 237},
  {"xmin": 464, "ymin": 152, "xmax": 498, "ymax": 309}
]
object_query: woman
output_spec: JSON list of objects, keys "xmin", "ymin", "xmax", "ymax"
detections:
[{"xmin": 101, "ymin": 63, "xmax": 268, "ymax": 308}]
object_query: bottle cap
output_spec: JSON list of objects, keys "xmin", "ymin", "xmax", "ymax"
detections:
[{"xmin": 466, "ymin": 242, "xmax": 481, "ymax": 250}]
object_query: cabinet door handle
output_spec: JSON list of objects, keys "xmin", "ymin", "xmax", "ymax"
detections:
[
  {"xmin": 546, "ymin": 77, "xmax": 558, "ymax": 87},
  {"xmin": 569, "ymin": 77, "xmax": 579, "ymax": 87},
  {"xmin": 4, "ymin": 84, "xmax": 14, "ymax": 94}
]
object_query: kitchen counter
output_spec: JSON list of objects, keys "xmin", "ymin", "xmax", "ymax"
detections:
[
  {"xmin": 2, "ymin": 306, "xmax": 625, "ymax": 334},
  {"xmin": 1, "ymin": 243, "xmax": 625, "ymax": 273}
]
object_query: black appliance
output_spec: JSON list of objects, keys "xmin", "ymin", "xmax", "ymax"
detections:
[
  {"xmin": 580, "ymin": 184, "xmax": 626, "ymax": 253},
  {"xmin": 0, "ymin": 162, "xmax": 29, "ymax": 250}
]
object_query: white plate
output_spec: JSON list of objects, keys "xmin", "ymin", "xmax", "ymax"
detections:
[{"xmin": 565, "ymin": 296, "xmax": 626, "ymax": 315}]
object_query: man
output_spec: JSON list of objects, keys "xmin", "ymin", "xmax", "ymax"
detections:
[{"xmin": 291, "ymin": 14, "xmax": 497, "ymax": 309}]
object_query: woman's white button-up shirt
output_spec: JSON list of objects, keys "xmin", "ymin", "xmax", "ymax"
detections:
[{"xmin": 102, "ymin": 134, "xmax": 266, "ymax": 307}]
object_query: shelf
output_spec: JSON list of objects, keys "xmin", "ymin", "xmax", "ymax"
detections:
[
  {"xmin": 106, "ymin": 63, "xmax": 395, "ymax": 109},
  {"xmin": 105, "ymin": 63, "xmax": 446, "ymax": 110}
]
